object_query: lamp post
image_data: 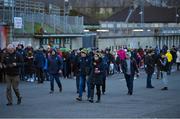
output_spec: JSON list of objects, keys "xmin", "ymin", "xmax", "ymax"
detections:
[
  {"xmin": 64, "ymin": 0, "xmax": 69, "ymax": 33},
  {"xmin": 140, "ymin": 0, "xmax": 144, "ymax": 27},
  {"xmin": 9, "ymin": 0, "xmax": 15, "ymax": 43},
  {"xmin": 176, "ymin": 7, "xmax": 179, "ymax": 23}
]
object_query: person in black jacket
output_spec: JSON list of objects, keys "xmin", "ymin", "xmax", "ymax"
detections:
[
  {"xmin": 3, "ymin": 44, "xmax": 23, "ymax": 106},
  {"xmin": 34, "ymin": 47, "xmax": 46, "ymax": 84},
  {"xmin": 76, "ymin": 48, "xmax": 91, "ymax": 101},
  {"xmin": 16, "ymin": 44, "xmax": 26, "ymax": 81},
  {"xmin": 121, "ymin": 52, "xmax": 139, "ymax": 95},
  {"xmin": 89, "ymin": 53, "xmax": 104, "ymax": 103},
  {"xmin": 144, "ymin": 51, "xmax": 155, "ymax": 88}
]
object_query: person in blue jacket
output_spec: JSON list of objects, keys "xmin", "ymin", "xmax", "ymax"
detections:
[{"xmin": 47, "ymin": 49, "xmax": 63, "ymax": 94}]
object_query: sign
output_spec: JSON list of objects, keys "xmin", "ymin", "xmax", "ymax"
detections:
[
  {"xmin": 4, "ymin": 0, "xmax": 13, "ymax": 7},
  {"xmin": 14, "ymin": 17, "xmax": 23, "ymax": 29}
]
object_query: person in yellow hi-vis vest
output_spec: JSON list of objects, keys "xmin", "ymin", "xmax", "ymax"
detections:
[{"xmin": 165, "ymin": 50, "xmax": 173, "ymax": 75}]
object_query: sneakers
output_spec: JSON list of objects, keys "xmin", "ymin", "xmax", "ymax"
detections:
[
  {"xmin": 6, "ymin": 103, "xmax": 13, "ymax": 106},
  {"xmin": 49, "ymin": 91, "xmax": 54, "ymax": 94},
  {"xmin": 17, "ymin": 97, "xmax": 22, "ymax": 105},
  {"xmin": 76, "ymin": 97, "xmax": 82, "ymax": 101},
  {"xmin": 161, "ymin": 87, "xmax": 168, "ymax": 91},
  {"xmin": 95, "ymin": 100, "xmax": 100, "ymax": 103},
  {"xmin": 89, "ymin": 99, "xmax": 94, "ymax": 103},
  {"xmin": 30, "ymin": 78, "xmax": 35, "ymax": 82},
  {"xmin": 127, "ymin": 92, "xmax": 133, "ymax": 95},
  {"xmin": 146, "ymin": 86, "xmax": 154, "ymax": 89}
]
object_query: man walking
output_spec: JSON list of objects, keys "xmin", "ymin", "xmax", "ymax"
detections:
[
  {"xmin": 3, "ymin": 44, "xmax": 23, "ymax": 106},
  {"xmin": 145, "ymin": 51, "xmax": 155, "ymax": 88},
  {"xmin": 121, "ymin": 52, "xmax": 139, "ymax": 95},
  {"xmin": 76, "ymin": 48, "xmax": 91, "ymax": 101}
]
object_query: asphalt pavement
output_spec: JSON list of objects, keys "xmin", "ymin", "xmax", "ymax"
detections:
[{"xmin": 0, "ymin": 70, "xmax": 180, "ymax": 118}]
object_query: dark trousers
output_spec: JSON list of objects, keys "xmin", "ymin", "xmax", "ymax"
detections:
[
  {"xmin": 156, "ymin": 66, "xmax": 161, "ymax": 79},
  {"xmin": 36, "ymin": 67, "xmax": 44, "ymax": 83},
  {"xmin": 50, "ymin": 74, "xmax": 62, "ymax": 91},
  {"xmin": 102, "ymin": 76, "xmax": 106, "ymax": 93},
  {"xmin": 6, "ymin": 75, "xmax": 21, "ymax": 104},
  {"xmin": 90, "ymin": 84, "xmax": 101, "ymax": 101},
  {"xmin": 44, "ymin": 69, "xmax": 50, "ymax": 81},
  {"xmin": 124, "ymin": 74, "xmax": 134, "ymax": 94},
  {"xmin": 147, "ymin": 73, "xmax": 153, "ymax": 88},
  {"xmin": 19, "ymin": 65, "xmax": 25, "ymax": 81},
  {"xmin": 177, "ymin": 63, "xmax": 180, "ymax": 71},
  {"xmin": 167, "ymin": 62, "xmax": 172, "ymax": 75}
]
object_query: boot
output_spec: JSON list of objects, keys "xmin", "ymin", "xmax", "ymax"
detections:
[
  {"xmin": 17, "ymin": 97, "xmax": 22, "ymax": 105},
  {"xmin": 96, "ymin": 96, "xmax": 101, "ymax": 103},
  {"xmin": 89, "ymin": 98, "xmax": 94, "ymax": 103}
]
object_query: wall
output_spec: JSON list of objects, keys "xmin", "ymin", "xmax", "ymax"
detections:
[
  {"xmin": 98, "ymin": 37, "xmax": 155, "ymax": 50},
  {"xmin": 71, "ymin": 37, "xmax": 83, "ymax": 49}
]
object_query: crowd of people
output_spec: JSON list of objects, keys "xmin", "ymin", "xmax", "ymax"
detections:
[{"xmin": 0, "ymin": 43, "xmax": 180, "ymax": 106}]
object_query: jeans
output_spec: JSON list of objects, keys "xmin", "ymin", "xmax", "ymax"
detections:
[
  {"xmin": 50, "ymin": 74, "xmax": 62, "ymax": 91},
  {"xmin": 79, "ymin": 74, "xmax": 90, "ymax": 98},
  {"xmin": 161, "ymin": 71, "xmax": 168, "ymax": 87},
  {"xmin": 76, "ymin": 74, "xmax": 80, "ymax": 92},
  {"xmin": 147, "ymin": 73, "xmax": 153, "ymax": 88}
]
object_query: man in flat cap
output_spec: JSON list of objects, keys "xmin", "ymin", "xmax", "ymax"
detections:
[{"xmin": 3, "ymin": 44, "xmax": 23, "ymax": 106}]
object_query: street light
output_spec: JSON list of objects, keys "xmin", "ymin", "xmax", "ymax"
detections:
[
  {"xmin": 64, "ymin": 0, "xmax": 69, "ymax": 33},
  {"xmin": 176, "ymin": 14, "xmax": 179, "ymax": 23}
]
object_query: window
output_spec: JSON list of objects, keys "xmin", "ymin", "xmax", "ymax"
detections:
[{"xmin": 42, "ymin": 39, "xmax": 48, "ymax": 45}]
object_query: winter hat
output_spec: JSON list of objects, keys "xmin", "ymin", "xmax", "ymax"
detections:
[
  {"xmin": 126, "ymin": 52, "xmax": 131, "ymax": 57},
  {"xmin": 7, "ymin": 44, "xmax": 15, "ymax": 49},
  {"xmin": 81, "ymin": 48, "xmax": 88, "ymax": 54}
]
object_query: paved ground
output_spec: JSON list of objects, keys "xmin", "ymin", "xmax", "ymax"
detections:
[{"xmin": 0, "ymin": 70, "xmax": 180, "ymax": 118}]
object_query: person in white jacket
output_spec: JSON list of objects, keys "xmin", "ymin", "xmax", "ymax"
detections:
[{"xmin": 176, "ymin": 49, "xmax": 180, "ymax": 71}]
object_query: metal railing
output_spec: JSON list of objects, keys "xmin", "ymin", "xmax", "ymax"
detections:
[
  {"xmin": 0, "ymin": 0, "xmax": 84, "ymax": 34},
  {"xmin": 0, "ymin": 10, "xmax": 84, "ymax": 34}
]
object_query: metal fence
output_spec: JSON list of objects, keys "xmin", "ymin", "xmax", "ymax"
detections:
[
  {"xmin": 0, "ymin": 10, "xmax": 84, "ymax": 34},
  {"xmin": 0, "ymin": 0, "xmax": 84, "ymax": 34}
]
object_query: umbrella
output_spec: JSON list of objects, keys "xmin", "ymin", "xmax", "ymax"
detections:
[
  {"xmin": 117, "ymin": 49, "xmax": 126, "ymax": 60},
  {"xmin": 60, "ymin": 48, "xmax": 71, "ymax": 52}
]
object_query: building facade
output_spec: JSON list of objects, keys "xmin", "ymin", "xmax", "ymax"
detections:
[{"xmin": 97, "ymin": 22, "xmax": 180, "ymax": 50}]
